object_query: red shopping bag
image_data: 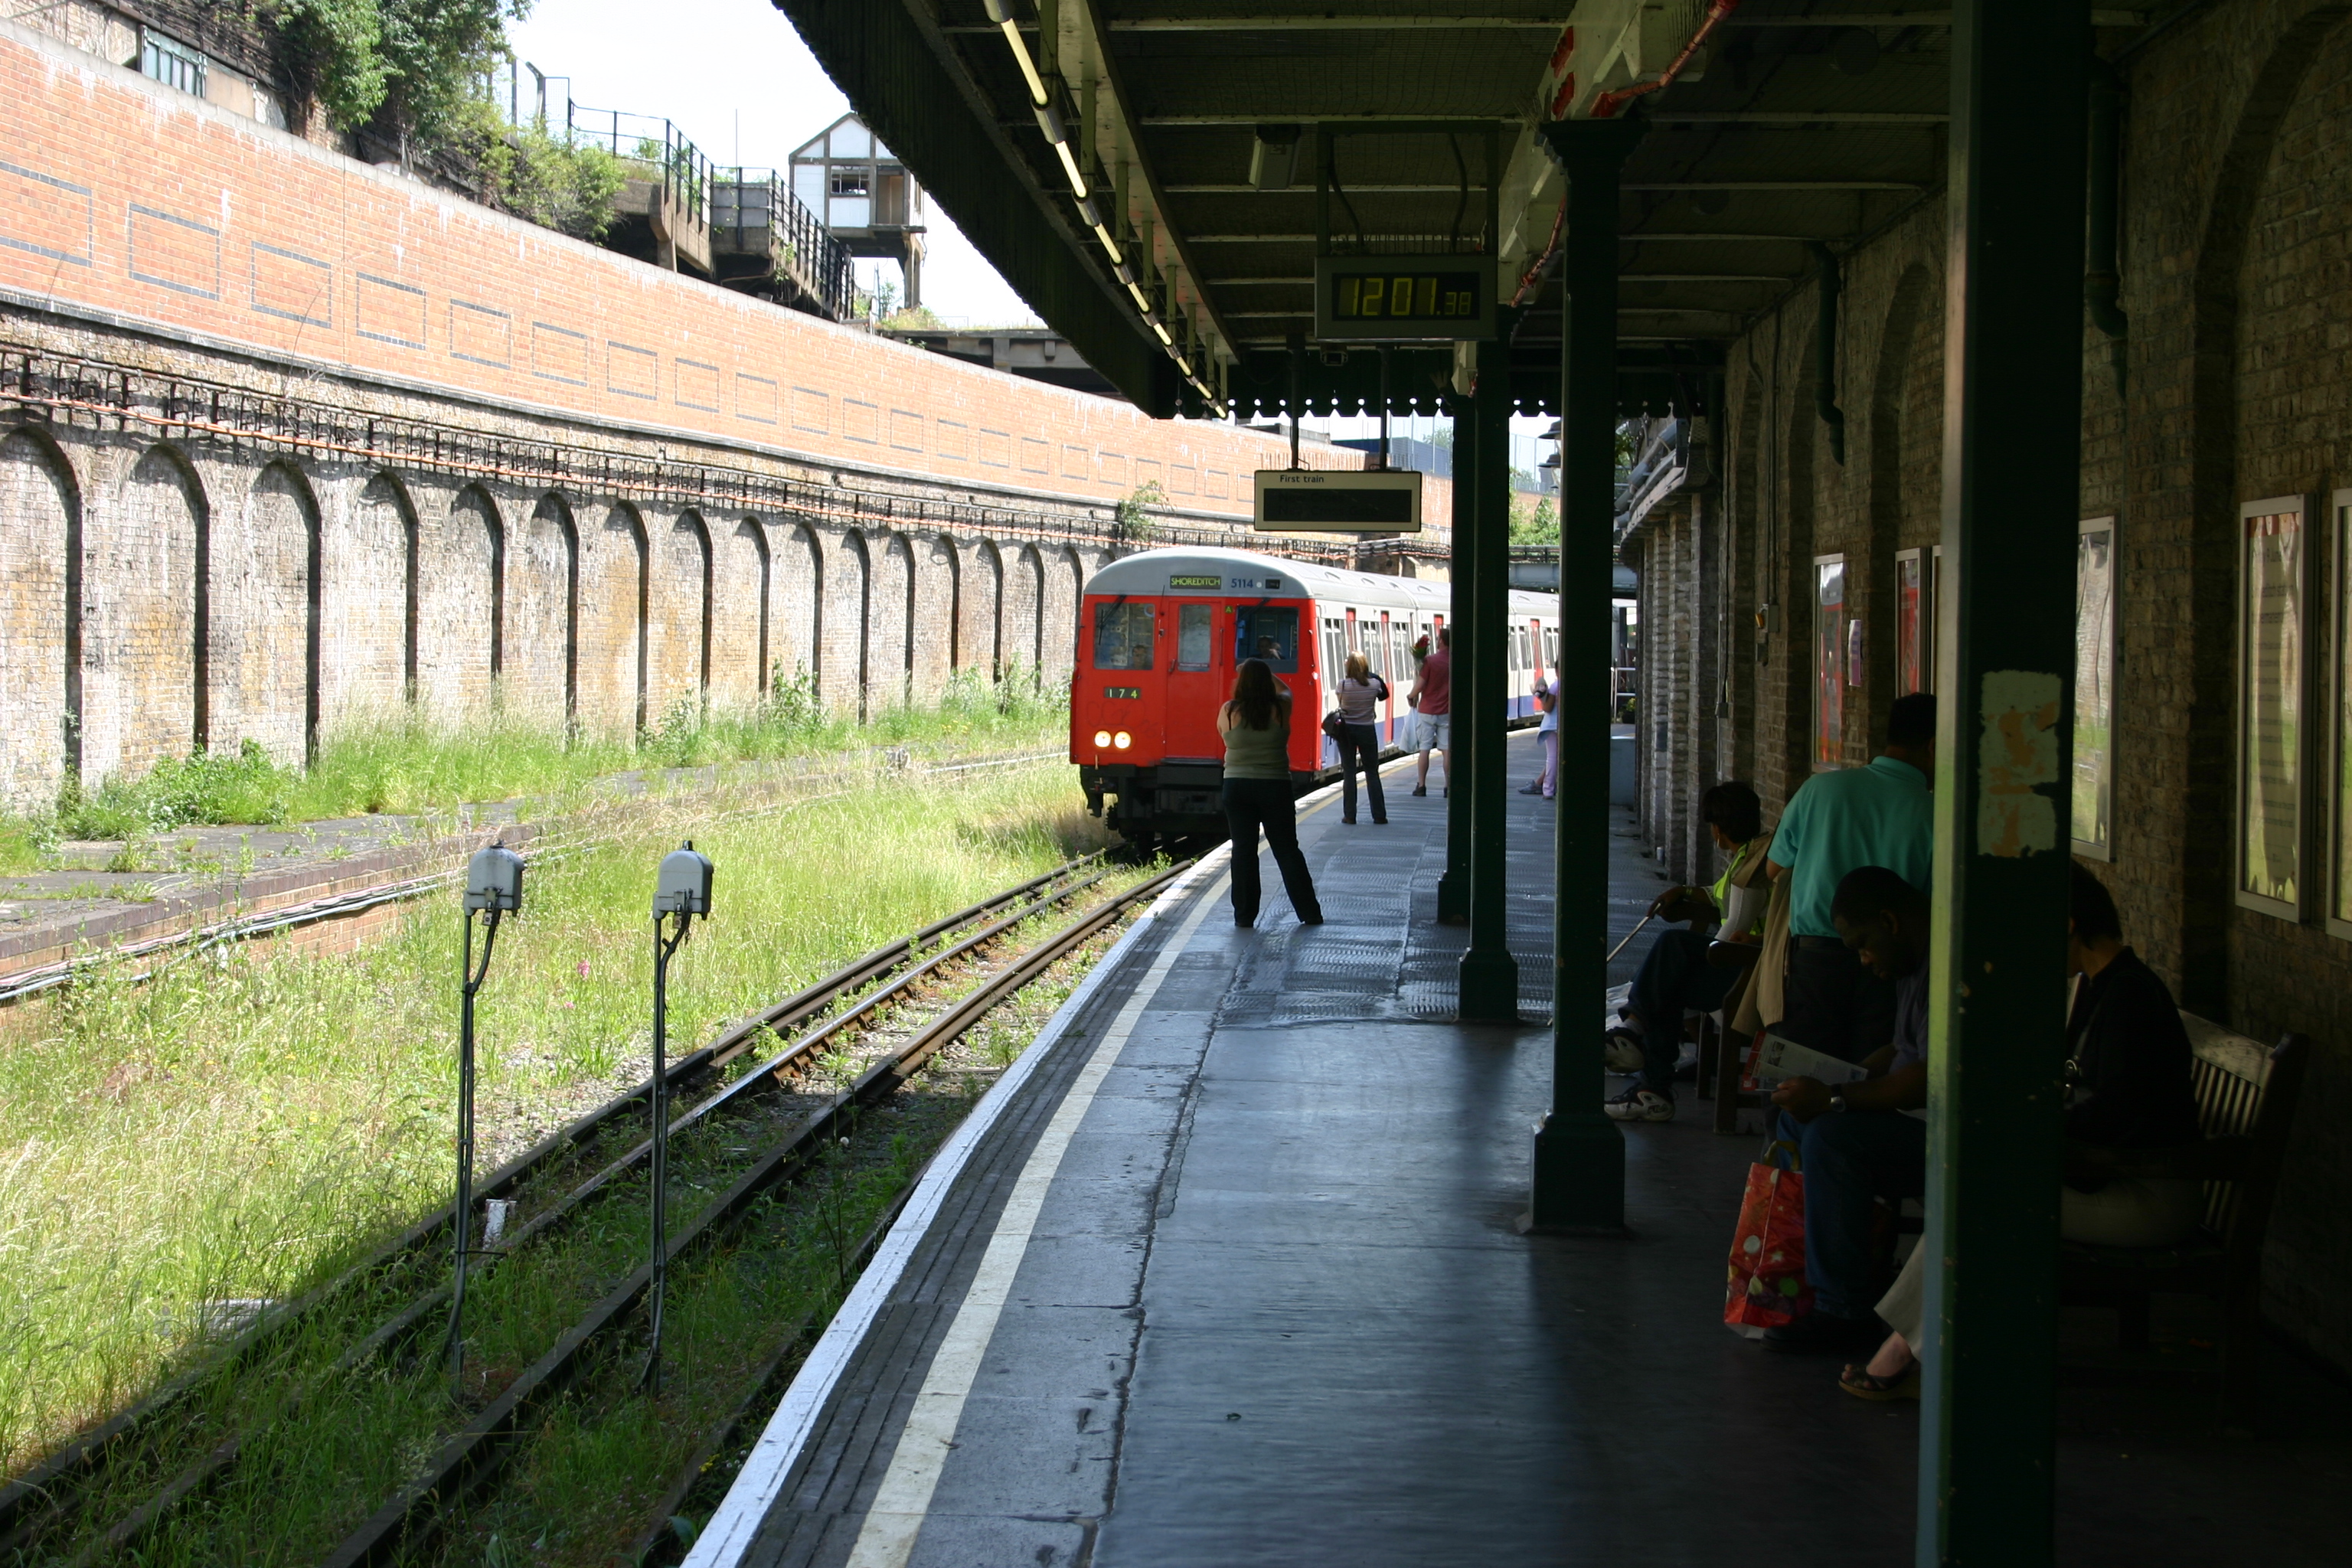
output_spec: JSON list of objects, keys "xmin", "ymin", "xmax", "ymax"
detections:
[{"xmin": 1724, "ymin": 1154, "xmax": 1814, "ymax": 1336}]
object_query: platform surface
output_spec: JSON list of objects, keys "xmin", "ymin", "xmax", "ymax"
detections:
[{"xmin": 691, "ymin": 733, "xmax": 2352, "ymax": 1568}]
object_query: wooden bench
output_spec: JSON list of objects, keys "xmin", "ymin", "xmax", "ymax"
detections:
[{"xmin": 2059, "ymin": 1014, "xmax": 2309, "ymax": 1432}]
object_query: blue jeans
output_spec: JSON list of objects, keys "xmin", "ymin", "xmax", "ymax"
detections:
[
  {"xmin": 1626, "ymin": 928, "xmax": 1736, "ymax": 1094},
  {"xmin": 1774, "ymin": 1107, "xmax": 1927, "ymax": 1319},
  {"xmin": 1337, "ymin": 721, "xmax": 1385, "ymax": 822}
]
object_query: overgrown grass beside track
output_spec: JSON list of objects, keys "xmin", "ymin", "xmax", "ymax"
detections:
[
  {"xmin": 5, "ymin": 668, "xmax": 1063, "ymax": 851},
  {"xmin": 0, "ymin": 757, "xmax": 1104, "ymax": 1482}
]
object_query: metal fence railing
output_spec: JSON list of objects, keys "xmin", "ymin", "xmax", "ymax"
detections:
[
  {"xmin": 711, "ymin": 168, "xmax": 858, "ymax": 322},
  {"xmin": 564, "ymin": 106, "xmax": 714, "ymax": 230}
]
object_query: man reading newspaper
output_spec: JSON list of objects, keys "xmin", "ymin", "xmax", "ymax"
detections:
[{"xmin": 1756, "ymin": 865, "xmax": 1930, "ymax": 1354}]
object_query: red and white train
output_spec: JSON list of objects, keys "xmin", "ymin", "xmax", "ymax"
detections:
[{"xmin": 1071, "ymin": 546, "xmax": 1561, "ymax": 842}]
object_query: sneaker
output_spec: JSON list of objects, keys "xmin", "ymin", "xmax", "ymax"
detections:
[
  {"xmin": 1518, "ymin": 782, "xmax": 1544, "ymax": 795},
  {"xmin": 1602, "ymin": 1028, "xmax": 1645, "ymax": 1073},
  {"xmin": 1602, "ymin": 1086, "xmax": 1674, "ymax": 1122}
]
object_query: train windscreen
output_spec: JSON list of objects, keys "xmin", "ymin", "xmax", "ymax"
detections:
[
  {"xmin": 1234, "ymin": 606, "xmax": 1299, "ymax": 671},
  {"xmin": 1093, "ymin": 601, "xmax": 1155, "ymax": 670}
]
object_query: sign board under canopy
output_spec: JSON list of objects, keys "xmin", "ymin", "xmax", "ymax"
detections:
[{"xmin": 1253, "ymin": 469, "xmax": 1423, "ymax": 534}]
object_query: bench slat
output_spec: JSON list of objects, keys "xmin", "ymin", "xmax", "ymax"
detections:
[{"xmin": 2180, "ymin": 1012, "xmax": 2271, "ymax": 1087}]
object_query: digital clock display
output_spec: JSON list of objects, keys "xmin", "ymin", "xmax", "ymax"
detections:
[
  {"xmin": 1314, "ymin": 256, "xmax": 1493, "ymax": 342},
  {"xmin": 1328, "ymin": 273, "xmax": 1480, "ymax": 323}
]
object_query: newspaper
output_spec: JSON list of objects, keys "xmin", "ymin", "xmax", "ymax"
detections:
[{"xmin": 1751, "ymin": 1032, "xmax": 1870, "ymax": 1087}]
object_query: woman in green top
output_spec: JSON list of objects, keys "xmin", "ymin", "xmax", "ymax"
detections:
[{"xmin": 1218, "ymin": 658, "xmax": 1324, "ymax": 928}]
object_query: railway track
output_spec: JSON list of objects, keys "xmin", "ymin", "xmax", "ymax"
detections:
[{"xmin": 0, "ymin": 853, "xmax": 1186, "ymax": 1566}]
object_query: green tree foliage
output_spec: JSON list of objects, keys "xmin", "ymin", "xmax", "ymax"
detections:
[
  {"xmin": 1509, "ymin": 495, "xmax": 1559, "ymax": 546},
  {"xmin": 268, "ymin": 1, "xmax": 527, "ymax": 145},
  {"xmin": 479, "ymin": 115, "xmax": 626, "ymax": 240}
]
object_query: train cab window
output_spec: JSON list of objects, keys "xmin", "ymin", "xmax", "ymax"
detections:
[
  {"xmin": 1544, "ymin": 627, "xmax": 1559, "ymax": 667},
  {"xmin": 1175, "ymin": 603, "xmax": 1213, "ymax": 670},
  {"xmin": 1093, "ymin": 601, "xmax": 1154, "ymax": 670},
  {"xmin": 1234, "ymin": 605, "xmax": 1300, "ymax": 671}
]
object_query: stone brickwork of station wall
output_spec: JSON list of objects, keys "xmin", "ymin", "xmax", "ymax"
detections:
[
  {"xmin": 0, "ymin": 18, "xmax": 1361, "ymax": 528},
  {"xmin": 1622, "ymin": 0, "xmax": 2352, "ymax": 1374}
]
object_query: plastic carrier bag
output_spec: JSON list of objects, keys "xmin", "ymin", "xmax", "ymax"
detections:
[{"xmin": 1724, "ymin": 1141, "xmax": 1813, "ymax": 1338}]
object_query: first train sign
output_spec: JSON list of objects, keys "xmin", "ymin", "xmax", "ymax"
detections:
[{"xmin": 1253, "ymin": 469, "xmax": 1423, "ymax": 534}]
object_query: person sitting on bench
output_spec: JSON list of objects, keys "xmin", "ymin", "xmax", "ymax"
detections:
[
  {"xmin": 1758, "ymin": 865, "xmax": 1931, "ymax": 1352},
  {"xmin": 1840, "ymin": 859, "xmax": 2206, "ymax": 1399},
  {"xmin": 1602, "ymin": 782, "xmax": 1774, "ymax": 1124}
]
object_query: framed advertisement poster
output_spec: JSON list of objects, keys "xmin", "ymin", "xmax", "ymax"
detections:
[
  {"xmin": 1813, "ymin": 555, "xmax": 1845, "ymax": 770},
  {"xmin": 2236, "ymin": 495, "xmax": 2309, "ymax": 919},
  {"xmin": 2330, "ymin": 492, "xmax": 2352, "ymax": 939},
  {"xmin": 2074, "ymin": 517, "xmax": 2118, "ymax": 861},
  {"xmin": 1895, "ymin": 547, "xmax": 1930, "ymax": 696}
]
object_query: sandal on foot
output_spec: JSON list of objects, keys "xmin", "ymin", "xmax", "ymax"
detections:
[{"xmin": 1838, "ymin": 1362, "xmax": 1919, "ymax": 1402}]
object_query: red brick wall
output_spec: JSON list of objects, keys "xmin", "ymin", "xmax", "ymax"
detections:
[{"xmin": 0, "ymin": 20, "xmax": 1366, "ymax": 521}]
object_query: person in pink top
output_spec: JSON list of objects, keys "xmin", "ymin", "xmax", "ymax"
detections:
[{"xmin": 1407, "ymin": 626, "xmax": 1452, "ymax": 797}]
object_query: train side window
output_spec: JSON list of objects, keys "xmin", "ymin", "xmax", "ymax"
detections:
[
  {"xmin": 1544, "ymin": 626, "xmax": 1558, "ymax": 667},
  {"xmin": 1175, "ymin": 603, "xmax": 1213, "ymax": 670},
  {"xmin": 1093, "ymin": 601, "xmax": 1153, "ymax": 670},
  {"xmin": 1235, "ymin": 605, "xmax": 1300, "ymax": 671}
]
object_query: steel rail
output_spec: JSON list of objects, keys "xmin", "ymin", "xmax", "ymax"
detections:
[
  {"xmin": 317, "ymin": 864, "xmax": 1187, "ymax": 1566},
  {"xmin": 0, "ymin": 854, "xmax": 1097, "ymax": 1553}
]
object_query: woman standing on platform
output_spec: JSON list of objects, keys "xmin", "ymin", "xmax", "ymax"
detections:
[
  {"xmin": 1219, "ymin": 658, "xmax": 1324, "ymax": 928},
  {"xmin": 1334, "ymin": 652, "xmax": 1388, "ymax": 826}
]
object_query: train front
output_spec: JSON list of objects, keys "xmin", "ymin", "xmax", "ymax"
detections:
[{"xmin": 1071, "ymin": 549, "xmax": 1318, "ymax": 846}]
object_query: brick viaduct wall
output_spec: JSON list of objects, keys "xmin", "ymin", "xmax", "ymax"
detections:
[
  {"xmin": 0, "ymin": 18, "xmax": 1414, "ymax": 809},
  {"xmin": 1621, "ymin": 0, "xmax": 2352, "ymax": 1372}
]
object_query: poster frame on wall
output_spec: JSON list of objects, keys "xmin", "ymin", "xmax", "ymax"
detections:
[
  {"xmin": 2073, "ymin": 515, "xmax": 2118, "ymax": 862},
  {"xmin": 2327, "ymin": 491, "xmax": 2352, "ymax": 941},
  {"xmin": 2235, "ymin": 494, "xmax": 2311, "ymax": 921},
  {"xmin": 1894, "ymin": 545, "xmax": 1934, "ymax": 697},
  {"xmin": 1811, "ymin": 553, "xmax": 1846, "ymax": 773}
]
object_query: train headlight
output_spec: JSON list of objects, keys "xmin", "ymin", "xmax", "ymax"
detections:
[
  {"xmin": 1113, "ymin": 730, "xmax": 1132, "ymax": 750},
  {"xmin": 1093, "ymin": 729, "xmax": 1112, "ymax": 748}
]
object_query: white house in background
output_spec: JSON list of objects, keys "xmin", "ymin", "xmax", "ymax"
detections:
[{"xmin": 789, "ymin": 113, "xmax": 928, "ymax": 306}]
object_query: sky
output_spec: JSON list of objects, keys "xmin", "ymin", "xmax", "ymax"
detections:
[{"xmin": 503, "ymin": 1, "xmax": 1556, "ymax": 452}]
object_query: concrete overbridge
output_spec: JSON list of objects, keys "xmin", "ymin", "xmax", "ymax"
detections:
[{"xmin": 757, "ymin": 2, "xmax": 2352, "ymax": 1563}]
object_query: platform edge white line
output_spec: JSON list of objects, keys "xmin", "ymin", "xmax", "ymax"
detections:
[{"xmin": 682, "ymin": 848, "xmax": 1229, "ymax": 1567}]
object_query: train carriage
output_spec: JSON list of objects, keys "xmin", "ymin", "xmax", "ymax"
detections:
[{"xmin": 1071, "ymin": 547, "xmax": 1560, "ymax": 841}]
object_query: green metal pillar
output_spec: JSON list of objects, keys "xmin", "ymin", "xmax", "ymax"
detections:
[
  {"xmin": 1459, "ymin": 333, "xmax": 1521, "ymax": 1018},
  {"xmin": 1437, "ymin": 390, "xmax": 1476, "ymax": 925},
  {"xmin": 1523, "ymin": 115, "xmax": 1642, "ymax": 1233},
  {"xmin": 1920, "ymin": 3, "xmax": 2089, "ymax": 1562}
]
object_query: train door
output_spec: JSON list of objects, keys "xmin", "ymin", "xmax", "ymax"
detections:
[
  {"xmin": 1163, "ymin": 593, "xmax": 1223, "ymax": 760},
  {"xmin": 1232, "ymin": 599, "xmax": 1308, "ymax": 769},
  {"xmin": 1378, "ymin": 610, "xmax": 1396, "ymax": 742}
]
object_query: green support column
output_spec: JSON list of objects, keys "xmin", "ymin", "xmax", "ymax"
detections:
[
  {"xmin": 1919, "ymin": 4, "xmax": 2089, "ymax": 1562},
  {"xmin": 1437, "ymin": 391, "xmax": 1477, "ymax": 925},
  {"xmin": 1523, "ymin": 115, "xmax": 1642, "ymax": 1234},
  {"xmin": 1459, "ymin": 334, "xmax": 1521, "ymax": 1018}
]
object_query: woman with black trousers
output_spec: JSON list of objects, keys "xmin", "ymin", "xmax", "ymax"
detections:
[
  {"xmin": 1219, "ymin": 658, "xmax": 1324, "ymax": 928},
  {"xmin": 1334, "ymin": 652, "xmax": 1388, "ymax": 825}
]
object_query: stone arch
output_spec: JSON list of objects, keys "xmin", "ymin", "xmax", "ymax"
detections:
[
  {"xmin": 714, "ymin": 518, "xmax": 769, "ymax": 708},
  {"xmin": 1864, "ymin": 263, "xmax": 1933, "ymax": 751},
  {"xmin": 874, "ymin": 532, "xmax": 915, "ymax": 708},
  {"xmin": 0, "ymin": 427, "xmax": 78, "ymax": 805},
  {"xmin": 833, "ymin": 529, "xmax": 872, "ymax": 718},
  {"xmin": 579, "ymin": 502, "xmax": 649, "ymax": 734},
  {"xmin": 659, "ymin": 510, "xmax": 714, "ymax": 714},
  {"xmin": 220, "ymin": 460, "xmax": 322, "ymax": 763},
  {"xmin": 1043, "ymin": 547, "xmax": 1083, "ymax": 684},
  {"xmin": 418, "ymin": 485, "xmax": 502, "ymax": 721},
  {"xmin": 1007, "ymin": 542, "xmax": 1045, "ymax": 685},
  {"xmin": 327, "ymin": 471, "xmax": 417, "ymax": 728},
  {"xmin": 913, "ymin": 534, "xmax": 959, "ymax": 701},
  {"xmin": 504, "ymin": 494, "xmax": 577, "ymax": 724},
  {"xmin": 2178, "ymin": 5, "xmax": 2352, "ymax": 1010},
  {"xmin": 969, "ymin": 540, "xmax": 1005, "ymax": 680},
  {"xmin": 776, "ymin": 521, "xmax": 822, "ymax": 701},
  {"xmin": 96, "ymin": 443, "xmax": 206, "ymax": 779}
]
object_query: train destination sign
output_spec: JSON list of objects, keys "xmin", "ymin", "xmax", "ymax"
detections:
[
  {"xmin": 1253, "ymin": 469, "xmax": 1423, "ymax": 534},
  {"xmin": 1314, "ymin": 255, "xmax": 1492, "ymax": 341}
]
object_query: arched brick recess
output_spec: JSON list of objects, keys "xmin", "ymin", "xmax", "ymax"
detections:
[{"xmin": 0, "ymin": 429, "xmax": 77, "ymax": 805}]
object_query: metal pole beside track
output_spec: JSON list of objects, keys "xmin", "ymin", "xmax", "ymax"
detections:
[
  {"xmin": 1459, "ymin": 328, "xmax": 1521, "ymax": 1018},
  {"xmin": 1523, "ymin": 113, "xmax": 1643, "ymax": 1234},
  {"xmin": 1919, "ymin": 4, "xmax": 2089, "ymax": 1560}
]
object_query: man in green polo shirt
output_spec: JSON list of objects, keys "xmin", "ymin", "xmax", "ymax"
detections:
[{"xmin": 1763, "ymin": 692, "xmax": 1936, "ymax": 1062}]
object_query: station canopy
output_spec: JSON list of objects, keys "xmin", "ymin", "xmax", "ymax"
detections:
[{"xmin": 781, "ymin": 4, "xmax": 2151, "ymax": 420}]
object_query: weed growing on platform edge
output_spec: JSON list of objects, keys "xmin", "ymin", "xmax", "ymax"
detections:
[{"xmin": 0, "ymin": 760, "xmax": 1109, "ymax": 1481}]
